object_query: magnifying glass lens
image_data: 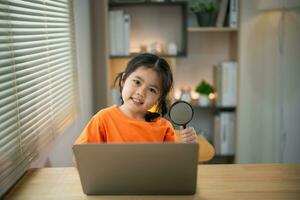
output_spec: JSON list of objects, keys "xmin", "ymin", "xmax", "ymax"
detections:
[{"xmin": 169, "ymin": 101, "xmax": 194, "ymax": 128}]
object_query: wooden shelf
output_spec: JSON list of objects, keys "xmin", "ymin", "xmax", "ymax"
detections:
[
  {"xmin": 192, "ymin": 105, "xmax": 236, "ymax": 112},
  {"xmin": 188, "ymin": 27, "xmax": 238, "ymax": 32},
  {"xmin": 204, "ymin": 155, "xmax": 235, "ymax": 164},
  {"xmin": 110, "ymin": 53, "xmax": 185, "ymax": 58},
  {"xmin": 189, "ymin": 100, "xmax": 236, "ymax": 112},
  {"xmin": 110, "ymin": 1, "xmax": 186, "ymax": 7}
]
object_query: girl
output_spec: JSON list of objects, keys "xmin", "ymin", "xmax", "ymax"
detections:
[{"xmin": 75, "ymin": 53, "xmax": 197, "ymax": 144}]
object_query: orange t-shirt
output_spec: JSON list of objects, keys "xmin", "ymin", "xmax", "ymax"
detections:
[{"xmin": 74, "ymin": 105, "xmax": 175, "ymax": 144}]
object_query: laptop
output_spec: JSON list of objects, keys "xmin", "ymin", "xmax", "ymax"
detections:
[{"xmin": 73, "ymin": 143, "xmax": 199, "ymax": 195}]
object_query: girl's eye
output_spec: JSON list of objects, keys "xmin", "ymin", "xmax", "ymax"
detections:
[
  {"xmin": 149, "ymin": 88, "xmax": 157, "ymax": 94},
  {"xmin": 133, "ymin": 79, "xmax": 140, "ymax": 85}
]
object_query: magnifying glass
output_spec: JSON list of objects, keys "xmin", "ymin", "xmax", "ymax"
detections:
[{"xmin": 168, "ymin": 101, "xmax": 194, "ymax": 129}]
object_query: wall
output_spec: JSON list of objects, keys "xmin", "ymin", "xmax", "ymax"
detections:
[
  {"xmin": 91, "ymin": 0, "xmax": 110, "ymax": 111},
  {"xmin": 237, "ymin": 0, "xmax": 300, "ymax": 163},
  {"xmin": 31, "ymin": 0, "xmax": 94, "ymax": 167}
]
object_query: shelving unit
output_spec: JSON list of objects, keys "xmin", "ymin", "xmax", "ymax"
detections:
[
  {"xmin": 109, "ymin": 1, "xmax": 187, "ymax": 57},
  {"xmin": 175, "ymin": 1, "xmax": 239, "ymax": 164},
  {"xmin": 188, "ymin": 27, "xmax": 238, "ymax": 32},
  {"xmin": 96, "ymin": 0, "xmax": 239, "ymax": 164}
]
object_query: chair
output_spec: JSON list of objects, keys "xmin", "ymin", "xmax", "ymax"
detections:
[{"xmin": 175, "ymin": 130, "xmax": 215, "ymax": 162}]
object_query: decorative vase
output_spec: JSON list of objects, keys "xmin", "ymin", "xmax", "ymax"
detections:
[
  {"xmin": 198, "ymin": 94, "xmax": 209, "ymax": 106},
  {"xmin": 195, "ymin": 12, "xmax": 214, "ymax": 27}
]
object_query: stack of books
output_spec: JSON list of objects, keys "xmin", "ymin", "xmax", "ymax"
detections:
[
  {"xmin": 213, "ymin": 112, "xmax": 236, "ymax": 155},
  {"xmin": 109, "ymin": 10, "xmax": 131, "ymax": 56},
  {"xmin": 216, "ymin": 0, "xmax": 238, "ymax": 28},
  {"xmin": 213, "ymin": 61, "xmax": 237, "ymax": 155},
  {"xmin": 215, "ymin": 61, "xmax": 237, "ymax": 107}
]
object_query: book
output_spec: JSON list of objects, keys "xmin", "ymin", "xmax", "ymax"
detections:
[
  {"xmin": 109, "ymin": 11, "xmax": 116, "ymax": 55},
  {"xmin": 109, "ymin": 10, "xmax": 125, "ymax": 56},
  {"xmin": 214, "ymin": 64, "xmax": 222, "ymax": 106},
  {"xmin": 220, "ymin": 112, "xmax": 235, "ymax": 155},
  {"xmin": 213, "ymin": 115, "xmax": 221, "ymax": 155},
  {"xmin": 215, "ymin": 61, "xmax": 237, "ymax": 107},
  {"xmin": 229, "ymin": 0, "xmax": 238, "ymax": 28},
  {"xmin": 216, "ymin": 0, "xmax": 228, "ymax": 27},
  {"xmin": 213, "ymin": 113, "xmax": 235, "ymax": 155},
  {"xmin": 114, "ymin": 10, "xmax": 124, "ymax": 56},
  {"xmin": 123, "ymin": 13, "xmax": 130, "ymax": 55},
  {"xmin": 109, "ymin": 10, "xmax": 131, "ymax": 56}
]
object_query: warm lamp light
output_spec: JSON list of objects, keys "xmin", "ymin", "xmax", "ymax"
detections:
[
  {"xmin": 191, "ymin": 91, "xmax": 199, "ymax": 100},
  {"xmin": 174, "ymin": 89, "xmax": 181, "ymax": 100},
  {"xmin": 208, "ymin": 93, "xmax": 216, "ymax": 100}
]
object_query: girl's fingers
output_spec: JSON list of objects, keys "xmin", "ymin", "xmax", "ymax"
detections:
[
  {"xmin": 180, "ymin": 127, "xmax": 197, "ymax": 143},
  {"xmin": 184, "ymin": 137, "xmax": 197, "ymax": 143},
  {"xmin": 181, "ymin": 127, "xmax": 195, "ymax": 135},
  {"xmin": 181, "ymin": 132, "xmax": 195, "ymax": 139},
  {"xmin": 181, "ymin": 132, "xmax": 197, "ymax": 143}
]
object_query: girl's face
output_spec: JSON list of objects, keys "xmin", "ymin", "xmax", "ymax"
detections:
[{"xmin": 120, "ymin": 66, "xmax": 161, "ymax": 120}]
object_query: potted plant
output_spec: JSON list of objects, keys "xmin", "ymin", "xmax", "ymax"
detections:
[
  {"xmin": 189, "ymin": 0, "xmax": 217, "ymax": 27},
  {"xmin": 195, "ymin": 80, "xmax": 215, "ymax": 106}
]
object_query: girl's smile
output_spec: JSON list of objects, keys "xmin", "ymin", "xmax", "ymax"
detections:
[{"xmin": 131, "ymin": 96, "xmax": 144, "ymax": 105}]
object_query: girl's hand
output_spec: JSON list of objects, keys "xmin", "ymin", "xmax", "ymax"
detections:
[{"xmin": 180, "ymin": 127, "xmax": 198, "ymax": 143}]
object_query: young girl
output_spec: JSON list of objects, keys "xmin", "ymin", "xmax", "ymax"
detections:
[{"xmin": 74, "ymin": 53, "xmax": 197, "ymax": 144}]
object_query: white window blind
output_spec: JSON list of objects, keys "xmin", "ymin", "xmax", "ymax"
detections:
[{"xmin": 0, "ymin": 0, "xmax": 78, "ymax": 196}]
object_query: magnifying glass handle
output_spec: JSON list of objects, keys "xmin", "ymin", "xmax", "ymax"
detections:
[{"xmin": 183, "ymin": 124, "xmax": 186, "ymax": 129}]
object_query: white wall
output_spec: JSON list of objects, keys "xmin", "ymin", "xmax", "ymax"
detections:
[
  {"xmin": 31, "ymin": 0, "xmax": 93, "ymax": 167},
  {"xmin": 91, "ymin": 0, "xmax": 110, "ymax": 111},
  {"xmin": 237, "ymin": 0, "xmax": 300, "ymax": 163}
]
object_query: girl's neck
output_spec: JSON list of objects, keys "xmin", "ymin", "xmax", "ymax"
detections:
[{"xmin": 119, "ymin": 105, "xmax": 146, "ymax": 121}]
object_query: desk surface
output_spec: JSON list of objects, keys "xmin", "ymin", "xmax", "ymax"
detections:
[{"xmin": 5, "ymin": 164, "xmax": 300, "ymax": 200}]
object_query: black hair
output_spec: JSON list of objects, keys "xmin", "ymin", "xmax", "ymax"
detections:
[{"xmin": 114, "ymin": 53, "xmax": 173, "ymax": 119}]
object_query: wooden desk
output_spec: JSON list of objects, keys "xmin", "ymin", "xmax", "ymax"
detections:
[{"xmin": 5, "ymin": 164, "xmax": 300, "ymax": 200}]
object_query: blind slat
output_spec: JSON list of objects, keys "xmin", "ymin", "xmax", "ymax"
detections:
[
  {"xmin": 0, "ymin": 59, "xmax": 13, "ymax": 68},
  {"xmin": 13, "ymin": 52, "xmax": 70, "ymax": 71},
  {"xmin": 0, "ymin": 100, "xmax": 17, "ymax": 116},
  {"xmin": 0, "ymin": 27, "xmax": 70, "ymax": 35},
  {"xmin": 3, "ymin": 33, "xmax": 70, "ymax": 42},
  {"xmin": 0, "ymin": 129, "xmax": 18, "ymax": 149},
  {"xmin": 0, "ymin": 114, "xmax": 18, "ymax": 134},
  {"xmin": 0, "ymin": 164, "xmax": 24, "ymax": 197},
  {"xmin": 1, "ymin": 12, "xmax": 69, "ymax": 23},
  {"xmin": 20, "ymin": 114, "xmax": 54, "ymax": 144},
  {"xmin": 18, "ymin": 89, "xmax": 51, "ymax": 111},
  {"xmin": 13, "ymin": 47, "xmax": 70, "ymax": 64},
  {"xmin": 2, "ymin": 1, "xmax": 69, "ymax": 15},
  {"xmin": 19, "ymin": 100, "xmax": 52, "ymax": 128},
  {"xmin": 0, "ymin": 93, "xmax": 17, "ymax": 108}
]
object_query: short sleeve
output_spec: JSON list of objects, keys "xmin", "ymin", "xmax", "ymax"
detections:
[
  {"xmin": 74, "ymin": 115, "xmax": 105, "ymax": 144},
  {"xmin": 163, "ymin": 122, "xmax": 175, "ymax": 142}
]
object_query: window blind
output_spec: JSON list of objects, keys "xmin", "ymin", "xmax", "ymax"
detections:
[{"xmin": 0, "ymin": 0, "xmax": 78, "ymax": 196}]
